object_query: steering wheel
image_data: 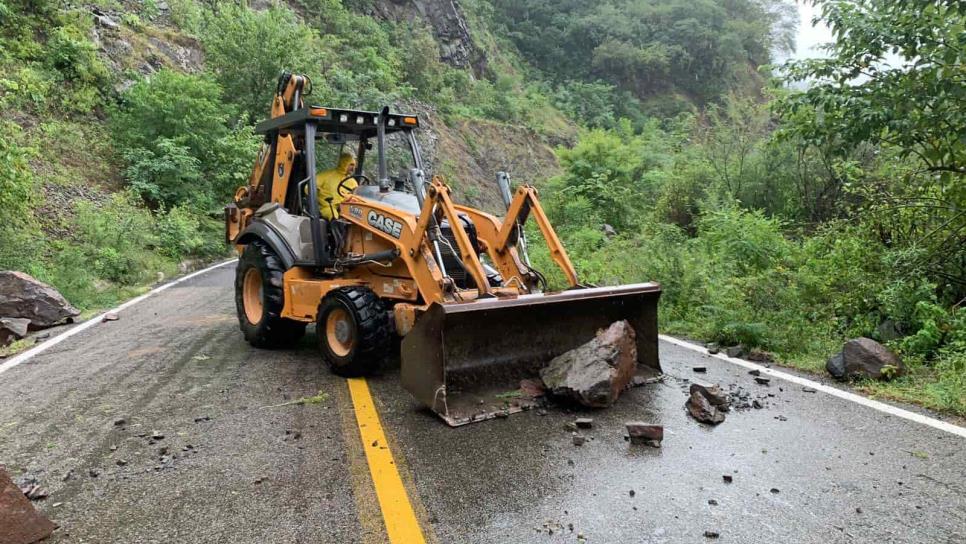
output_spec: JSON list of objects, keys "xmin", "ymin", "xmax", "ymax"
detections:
[{"xmin": 337, "ymin": 174, "xmax": 371, "ymax": 195}]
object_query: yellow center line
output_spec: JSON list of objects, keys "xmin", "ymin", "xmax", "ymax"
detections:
[{"xmin": 346, "ymin": 378, "xmax": 427, "ymax": 544}]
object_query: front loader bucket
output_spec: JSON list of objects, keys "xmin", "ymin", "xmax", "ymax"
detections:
[{"xmin": 401, "ymin": 283, "xmax": 662, "ymax": 426}]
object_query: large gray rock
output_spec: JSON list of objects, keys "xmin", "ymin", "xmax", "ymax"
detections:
[
  {"xmin": 826, "ymin": 337, "xmax": 904, "ymax": 381},
  {"xmin": 0, "ymin": 271, "xmax": 79, "ymax": 328},
  {"xmin": 539, "ymin": 320, "xmax": 637, "ymax": 408},
  {"xmin": 0, "ymin": 317, "xmax": 30, "ymax": 347}
]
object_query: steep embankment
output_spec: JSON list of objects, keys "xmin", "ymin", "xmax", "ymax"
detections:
[{"xmin": 1, "ymin": 0, "xmax": 564, "ymax": 315}]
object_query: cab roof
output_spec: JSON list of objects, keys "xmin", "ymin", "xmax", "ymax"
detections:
[{"xmin": 254, "ymin": 106, "xmax": 419, "ymax": 137}]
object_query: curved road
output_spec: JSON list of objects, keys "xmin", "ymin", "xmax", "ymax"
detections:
[{"xmin": 0, "ymin": 264, "xmax": 963, "ymax": 543}]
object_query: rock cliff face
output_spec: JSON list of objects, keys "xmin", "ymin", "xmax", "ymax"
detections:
[{"xmin": 368, "ymin": 0, "xmax": 487, "ymax": 78}]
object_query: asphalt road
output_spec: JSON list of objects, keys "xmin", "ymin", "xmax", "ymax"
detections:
[{"xmin": 0, "ymin": 264, "xmax": 963, "ymax": 543}]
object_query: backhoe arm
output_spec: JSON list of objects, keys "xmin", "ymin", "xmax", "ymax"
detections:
[
  {"xmin": 496, "ymin": 186, "xmax": 579, "ymax": 287},
  {"xmin": 412, "ymin": 177, "xmax": 493, "ymax": 297},
  {"xmin": 271, "ymin": 72, "xmax": 310, "ymax": 118}
]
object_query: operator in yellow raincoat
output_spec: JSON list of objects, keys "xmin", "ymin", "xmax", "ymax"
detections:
[{"xmin": 317, "ymin": 152, "xmax": 358, "ymax": 219}]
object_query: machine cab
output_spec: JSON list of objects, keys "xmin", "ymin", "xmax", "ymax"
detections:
[{"xmin": 225, "ymin": 105, "xmax": 426, "ymax": 270}]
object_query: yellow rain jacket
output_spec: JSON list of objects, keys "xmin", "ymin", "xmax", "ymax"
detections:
[{"xmin": 317, "ymin": 152, "xmax": 358, "ymax": 219}]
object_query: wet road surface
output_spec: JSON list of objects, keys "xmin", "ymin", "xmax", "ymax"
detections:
[{"xmin": 1, "ymin": 265, "xmax": 963, "ymax": 543}]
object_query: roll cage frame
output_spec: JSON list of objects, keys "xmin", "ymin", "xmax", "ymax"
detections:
[{"xmin": 253, "ymin": 106, "xmax": 424, "ymax": 268}]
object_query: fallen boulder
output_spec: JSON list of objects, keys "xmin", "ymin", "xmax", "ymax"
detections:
[
  {"xmin": 0, "ymin": 317, "xmax": 30, "ymax": 347},
  {"xmin": 826, "ymin": 337, "xmax": 903, "ymax": 381},
  {"xmin": 626, "ymin": 422, "xmax": 663, "ymax": 446},
  {"xmin": 690, "ymin": 383, "xmax": 730, "ymax": 410},
  {"xmin": 0, "ymin": 271, "xmax": 79, "ymax": 329},
  {"xmin": 539, "ymin": 320, "xmax": 637, "ymax": 408},
  {"xmin": 686, "ymin": 389, "xmax": 726, "ymax": 425},
  {"xmin": 0, "ymin": 468, "xmax": 56, "ymax": 544}
]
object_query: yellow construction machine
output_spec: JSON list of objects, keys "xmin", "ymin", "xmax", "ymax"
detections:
[{"xmin": 225, "ymin": 73, "xmax": 662, "ymax": 425}]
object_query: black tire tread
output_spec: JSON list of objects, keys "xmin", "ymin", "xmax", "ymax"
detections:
[
  {"xmin": 318, "ymin": 287, "xmax": 392, "ymax": 377},
  {"xmin": 235, "ymin": 240, "xmax": 306, "ymax": 348}
]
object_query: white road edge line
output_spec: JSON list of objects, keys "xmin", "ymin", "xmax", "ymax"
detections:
[
  {"xmin": 0, "ymin": 259, "xmax": 238, "ymax": 376},
  {"xmin": 659, "ymin": 334, "xmax": 966, "ymax": 439},
  {"xmin": 4, "ymin": 268, "xmax": 961, "ymax": 441}
]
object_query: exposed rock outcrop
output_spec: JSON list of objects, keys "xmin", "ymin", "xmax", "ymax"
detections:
[{"xmin": 370, "ymin": 0, "xmax": 488, "ymax": 77}]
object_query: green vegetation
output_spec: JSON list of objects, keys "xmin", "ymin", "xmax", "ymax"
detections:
[
  {"xmin": 490, "ymin": 0, "xmax": 797, "ymax": 122},
  {"xmin": 0, "ymin": 0, "xmax": 961, "ymax": 414},
  {"xmin": 527, "ymin": 0, "xmax": 965, "ymax": 414}
]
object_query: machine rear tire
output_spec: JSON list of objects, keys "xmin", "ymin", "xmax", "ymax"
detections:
[
  {"xmin": 235, "ymin": 240, "xmax": 306, "ymax": 348},
  {"xmin": 317, "ymin": 287, "xmax": 391, "ymax": 377}
]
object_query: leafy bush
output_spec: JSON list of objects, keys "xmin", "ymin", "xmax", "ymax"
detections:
[
  {"xmin": 111, "ymin": 69, "xmax": 257, "ymax": 208},
  {"xmin": 157, "ymin": 206, "xmax": 205, "ymax": 259},
  {"xmin": 122, "ymin": 139, "xmax": 202, "ymax": 208},
  {"xmin": 0, "ymin": 122, "xmax": 35, "ymax": 220},
  {"xmin": 111, "ymin": 69, "xmax": 230, "ymax": 158},
  {"xmin": 201, "ymin": 3, "xmax": 323, "ymax": 121}
]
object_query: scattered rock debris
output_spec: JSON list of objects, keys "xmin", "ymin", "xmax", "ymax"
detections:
[
  {"xmin": 539, "ymin": 320, "xmax": 637, "ymax": 408},
  {"xmin": 725, "ymin": 345, "xmax": 745, "ymax": 358},
  {"xmin": 802, "ymin": 386, "xmax": 818, "ymax": 393},
  {"xmin": 708, "ymin": 499, "xmax": 718, "ymax": 505},
  {"xmin": 102, "ymin": 312, "xmax": 119, "ymax": 322},
  {"xmin": 629, "ymin": 489, "xmax": 636, "ymax": 497},
  {"xmin": 722, "ymin": 475, "xmax": 733, "ymax": 483},
  {"xmin": 690, "ymin": 383, "xmax": 730, "ymax": 408},
  {"xmin": 151, "ymin": 431, "xmax": 165, "ymax": 440},
  {"xmin": 770, "ymin": 488, "xmax": 780, "ymax": 494},
  {"xmin": 0, "ymin": 317, "xmax": 29, "ymax": 347},
  {"xmin": 748, "ymin": 369, "xmax": 761, "ymax": 377},
  {"xmin": 747, "ymin": 350, "xmax": 774, "ymax": 363},
  {"xmin": 706, "ymin": 343, "xmax": 720, "ymax": 354},
  {"xmin": 14, "ymin": 474, "xmax": 48, "ymax": 501},
  {"xmin": 575, "ymin": 418, "xmax": 593, "ymax": 429},
  {"xmin": 692, "ymin": 366, "xmax": 707, "ymax": 373},
  {"xmin": 113, "ymin": 418, "xmax": 126, "ymax": 426},
  {"xmin": 625, "ymin": 422, "xmax": 663, "ymax": 447},
  {"xmin": 572, "ymin": 434, "xmax": 586, "ymax": 446},
  {"xmin": 1, "ymin": 468, "xmax": 56, "ymax": 543},
  {"xmin": 754, "ymin": 377, "xmax": 771, "ymax": 386},
  {"xmin": 704, "ymin": 530, "xmax": 720, "ymax": 539},
  {"xmin": 686, "ymin": 383, "xmax": 730, "ymax": 424}
]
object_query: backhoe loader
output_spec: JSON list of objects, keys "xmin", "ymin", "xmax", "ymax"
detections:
[{"xmin": 225, "ymin": 73, "xmax": 662, "ymax": 425}]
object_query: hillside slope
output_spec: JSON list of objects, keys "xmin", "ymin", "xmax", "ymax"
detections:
[{"xmin": 0, "ymin": 0, "xmax": 563, "ymax": 312}]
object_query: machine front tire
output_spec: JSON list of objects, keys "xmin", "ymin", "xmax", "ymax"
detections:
[
  {"xmin": 317, "ymin": 287, "xmax": 392, "ymax": 377},
  {"xmin": 235, "ymin": 240, "xmax": 306, "ymax": 348}
]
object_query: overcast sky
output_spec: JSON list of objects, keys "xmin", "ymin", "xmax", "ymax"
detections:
[
  {"xmin": 784, "ymin": 1, "xmax": 833, "ymax": 62},
  {"xmin": 781, "ymin": 1, "xmax": 904, "ymax": 68}
]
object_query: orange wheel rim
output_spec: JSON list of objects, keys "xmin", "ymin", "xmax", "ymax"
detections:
[
  {"xmin": 242, "ymin": 268, "xmax": 264, "ymax": 325},
  {"xmin": 326, "ymin": 307, "xmax": 355, "ymax": 357}
]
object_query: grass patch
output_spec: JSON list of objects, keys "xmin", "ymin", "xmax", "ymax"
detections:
[{"xmin": 263, "ymin": 391, "xmax": 329, "ymax": 409}]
